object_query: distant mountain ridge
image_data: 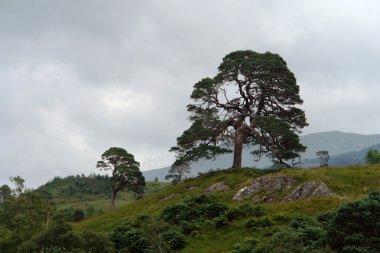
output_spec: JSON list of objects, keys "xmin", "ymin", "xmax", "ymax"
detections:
[
  {"xmin": 303, "ymin": 143, "xmax": 380, "ymax": 167},
  {"xmin": 143, "ymin": 131, "xmax": 380, "ymax": 181}
]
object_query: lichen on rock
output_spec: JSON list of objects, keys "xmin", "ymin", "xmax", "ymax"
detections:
[
  {"xmin": 233, "ymin": 175, "xmax": 297, "ymax": 201},
  {"xmin": 282, "ymin": 181, "xmax": 334, "ymax": 201}
]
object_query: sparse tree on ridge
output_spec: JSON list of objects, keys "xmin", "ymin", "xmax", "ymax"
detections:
[
  {"xmin": 165, "ymin": 162, "xmax": 191, "ymax": 184},
  {"xmin": 97, "ymin": 147, "xmax": 146, "ymax": 210},
  {"xmin": 170, "ymin": 50, "xmax": 308, "ymax": 168},
  {"xmin": 316, "ymin": 150, "xmax": 330, "ymax": 167}
]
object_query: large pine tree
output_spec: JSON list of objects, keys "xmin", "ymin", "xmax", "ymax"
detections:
[{"xmin": 171, "ymin": 50, "xmax": 308, "ymax": 168}]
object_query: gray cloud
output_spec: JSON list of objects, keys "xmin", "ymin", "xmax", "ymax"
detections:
[{"xmin": 1, "ymin": 0, "xmax": 380, "ymax": 187}]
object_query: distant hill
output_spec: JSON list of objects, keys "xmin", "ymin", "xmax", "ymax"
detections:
[
  {"xmin": 303, "ymin": 143, "xmax": 380, "ymax": 167},
  {"xmin": 143, "ymin": 131, "xmax": 380, "ymax": 181},
  {"xmin": 300, "ymin": 131, "xmax": 380, "ymax": 158}
]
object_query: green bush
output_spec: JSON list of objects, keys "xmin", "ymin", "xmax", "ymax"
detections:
[
  {"xmin": 327, "ymin": 191, "xmax": 380, "ymax": 253},
  {"xmin": 214, "ymin": 215, "xmax": 229, "ymax": 229},
  {"xmin": 161, "ymin": 194, "xmax": 227, "ymax": 234},
  {"xmin": 162, "ymin": 229, "xmax": 187, "ymax": 250},
  {"xmin": 245, "ymin": 217, "xmax": 272, "ymax": 229},
  {"xmin": 226, "ymin": 208, "xmax": 240, "ymax": 221},
  {"xmin": 238, "ymin": 203, "xmax": 265, "ymax": 217},
  {"xmin": 111, "ymin": 217, "xmax": 187, "ymax": 252},
  {"xmin": 232, "ymin": 237, "xmax": 258, "ymax": 253}
]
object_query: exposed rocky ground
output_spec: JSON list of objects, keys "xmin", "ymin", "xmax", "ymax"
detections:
[{"xmin": 232, "ymin": 175, "xmax": 335, "ymax": 203}]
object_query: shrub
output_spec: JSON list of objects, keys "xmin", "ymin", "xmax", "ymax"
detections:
[
  {"xmin": 201, "ymin": 202, "xmax": 228, "ymax": 219},
  {"xmin": 245, "ymin": 217, "xmax": 272, "ymax": 229},
  {"xmin": 238, "ymin": 203, "xmax": 265, "ymax": 217},
  {"xmin": 214, "ymin": 215, "xmax": 229, "ymax": 229},
  {"xmin": 232, "ymin": 237, "xmax": 258, "ymax": 253},
  {"xmin": 161, "ymin": 194, "xmax": 227, "ymax": 234},
  {"xmin": 111, "ymin": 217, "xmax": 187, "ymax": 252},
  {"xmin": 226, "ymin": 208, "xmax": 240, "ymax": 221},
  {"xmin": 327, "ymin": 191, "xmax": 380, "ymax": 253},
  {"xmin": 162, "ymin": 229, "xmax": 187, "ymax": 250}
]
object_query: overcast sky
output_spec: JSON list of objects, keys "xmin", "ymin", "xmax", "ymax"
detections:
[{"xmin": 1, "ymin": 0, "xmax": 380, "ymax": 188}]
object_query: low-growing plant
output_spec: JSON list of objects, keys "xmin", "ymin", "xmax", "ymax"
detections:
[
  {"xmin": 232, "ymin": 237, "xmax": 258, "ymax": 253},
  {"xmin": 245, "ymin": 217, "xmax": 272, "ymax": 229},
  {"xmin": 214, "ymin": 215, "xmax": 229, "ymax": 229}
]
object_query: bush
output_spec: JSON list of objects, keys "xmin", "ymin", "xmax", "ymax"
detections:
[
  {"xmin": 226, "ymin": 208, "xmax": 240, "ymax": 221},
  {"xmin": 238, "ymin": 203, "xmax": 265, "ymax": 217},
  {"xmin": 201, "ymin": 202, "xmax": 228, "ymax": 219},
  {"xmin": 214, "ymin": 215, "xmax": 229, "ymax": 229},
  {"xmin": 162, "ymin": 229, "xmax": 187, "ymax": 250},
  {"xmin": 232, "ymin": 237, "xmax": 258, "ymax": 253},
  {"xmin": 327, "ymin": 191, "xmax": 380, "ymax": 253},
  {"xmin": 111, "ymin": 217, "xmax": 187, "ymax": 252},
  {"xmin": 161, "ymin": 194, "xmax": 227, "ymax": 234},
  {"xmin": 79, "ymin": 231, "xmax": 114, "ymax": 253},
  {"xmin": 245, "ymin": 217, "xmax": 272, "ymax": 229}
]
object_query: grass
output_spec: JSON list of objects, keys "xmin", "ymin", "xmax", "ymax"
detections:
[{"xmin": 73, "ymin": 165, "xmax": 380, "ymax": 252}]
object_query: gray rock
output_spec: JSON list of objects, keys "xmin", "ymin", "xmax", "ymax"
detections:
[
  {"xmin": 233, "ymin": 175, "xmax": 297, "ymax": 201},
  {"xmin": 204, "ymin": 182, "xmax": 230, "ymax": 194},
  {"xmin": 283, "ymin": 181, "xmax": 333, "ymax": 201}
]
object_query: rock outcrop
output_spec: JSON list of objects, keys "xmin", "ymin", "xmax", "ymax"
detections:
[
  {"xmin": 233, "ymin": 175, "xmax": 335, "ymax": 203},
  {"xmin": 204, "ymin": 182, "xmax": 230, "ymax": 194},
  {"xmin": 283, "ymin": 181, "xmax": 334, "ymax": 201},
  {"xmin": 233, "ymin": 175, "xmax": 297, "ymax": 201}
]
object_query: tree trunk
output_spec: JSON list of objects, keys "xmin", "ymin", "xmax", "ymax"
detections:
[
  {"xmin": 111, "ymin": 190, "xmax": 117, "ymax": 210},
  {"xmin": 232, "ymin": 129, "xmax": 243, "ymax": 168}
]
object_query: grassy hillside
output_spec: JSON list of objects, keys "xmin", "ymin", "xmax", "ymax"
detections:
[{"xmin": 75, "ymin": 165, "xmax": 380, "ymax": 252}]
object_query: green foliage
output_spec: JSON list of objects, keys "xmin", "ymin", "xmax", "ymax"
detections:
[
  {"xmin": 364, "ymin": 149, "xmax": 380, "ymax": 165},
  {"xmin": 72, "ymin": 208, "xmax": 85, "ymax": 222},
  {"xmin": 232, "ymin": 237, "xmax": 258, "ymax": 253},
  {"xmin": 111, "ymin": 217, "xmax": 186, "ymax": 253},
  {"xmin": 0, "ymin": 184, "xmax": 12, "ymax": 202},
  {"xmin": 327, "ymin": 191, "xmax": 380, "ymax": 253},
  {"xmin": 161, "ymin": 195, "xmax": 227, "ymax": 234},
  {"xmin": 63, "ymin": 207, "xmax": 87, "ymax": 222},
  {"xmin": 245, "ymin": 217, "xmax": 272, "ymax": 229},
  {"xmin": 171, "ymin": 50, "xmax": 308, "ymax": 168},
  {"xmin": 97, "ymin": 147, "xmax": 146, "ymax": 209},
  {"xmin": 0, "ymin": 192, "xmax": 114, "ymax": 253}
]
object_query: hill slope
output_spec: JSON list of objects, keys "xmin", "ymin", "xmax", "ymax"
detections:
[{"xmin": 77, "ymin": 165, "xmax": 380, "ymax": 252}]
